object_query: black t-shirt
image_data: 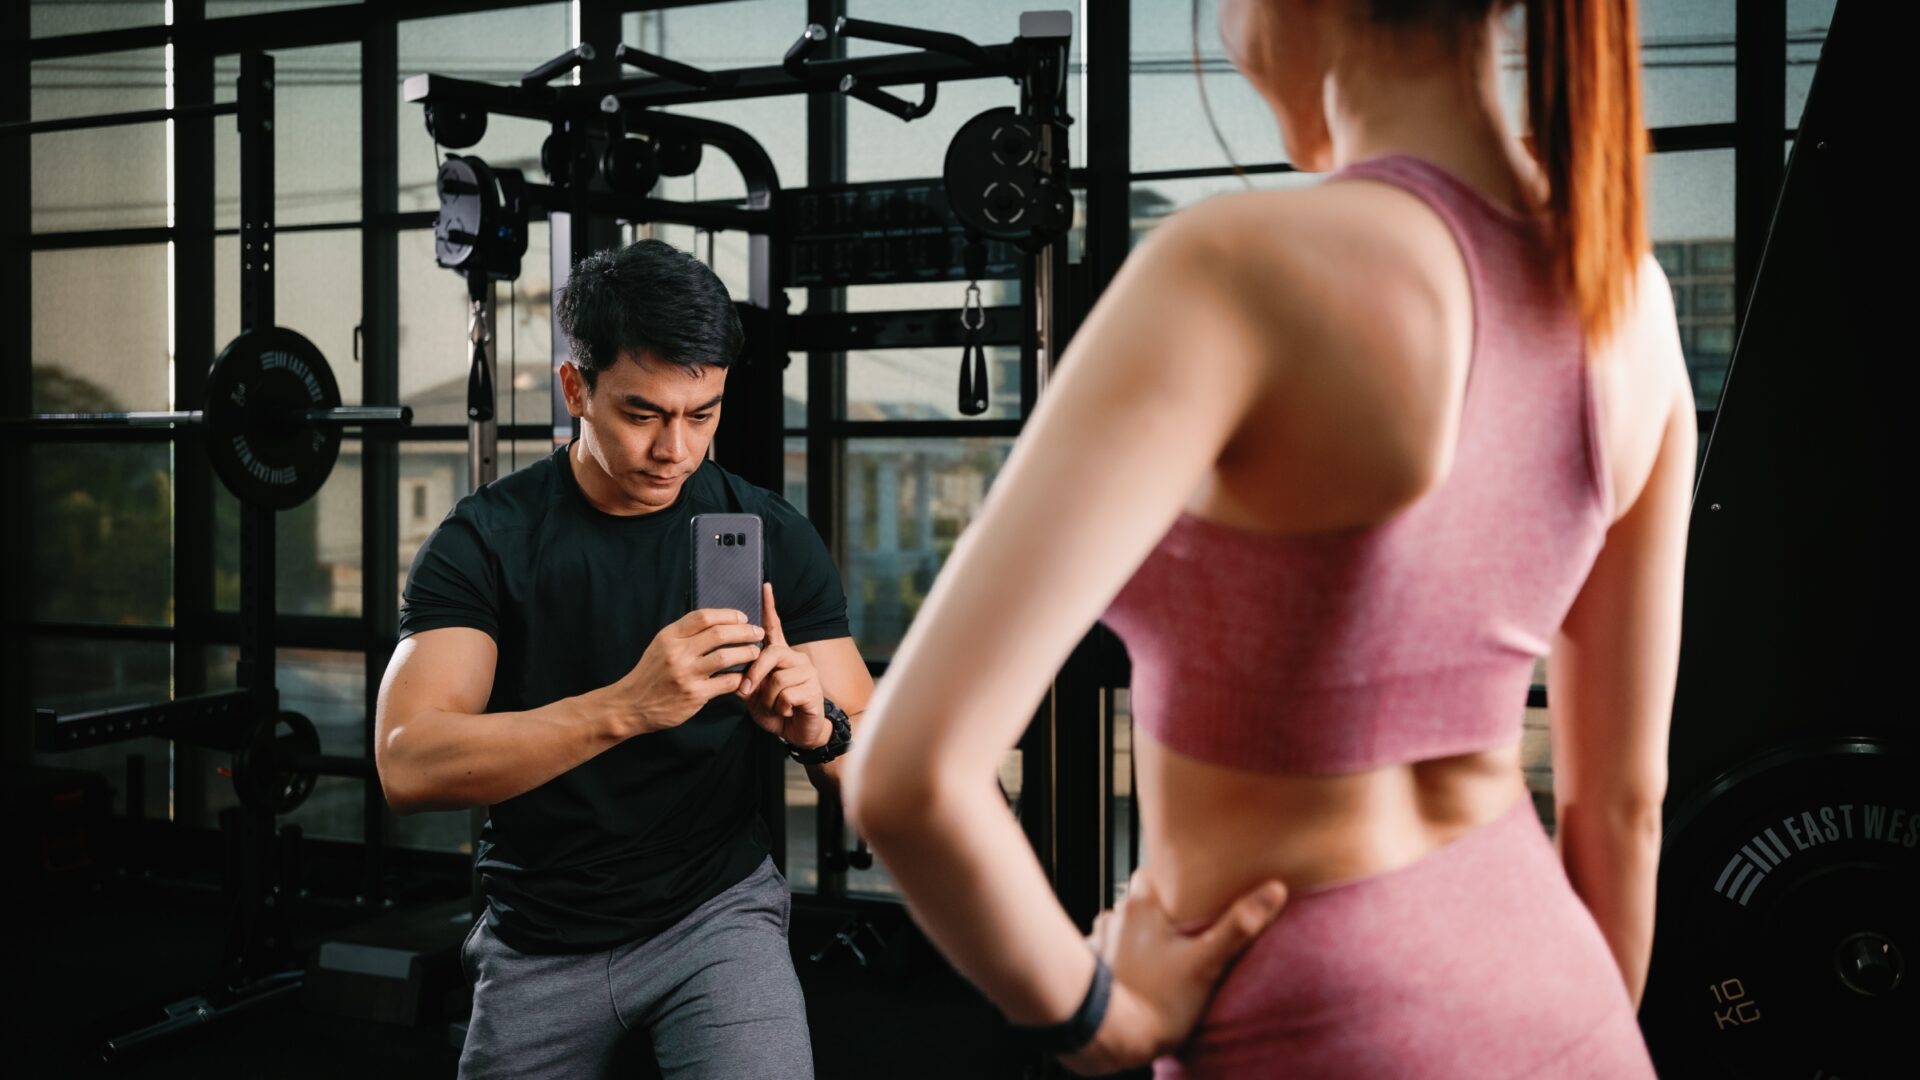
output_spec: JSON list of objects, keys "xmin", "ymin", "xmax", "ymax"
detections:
[{"xmin": 399, "ymin": 443, "xmax": 850, "ymax": 954}]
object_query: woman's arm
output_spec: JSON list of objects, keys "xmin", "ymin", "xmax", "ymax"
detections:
[
  {"xmin": 843, "ymin": 206, "xmax": 1285, "ymax": 1049},
  {"xmin": 1548, "ymin": 296, "xmax": 1696, "ymax": 1006}
]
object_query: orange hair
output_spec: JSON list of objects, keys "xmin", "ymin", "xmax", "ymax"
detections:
[{"xmin": 1523, "ymin": 0, "xmax": 1649, "ymax": 345}]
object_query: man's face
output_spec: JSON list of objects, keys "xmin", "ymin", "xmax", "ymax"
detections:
[{"xmin": 562, "ymin": 351, "xmax": 726, "ymax": 512}]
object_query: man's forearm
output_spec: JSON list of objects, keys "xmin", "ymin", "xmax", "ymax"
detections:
[
  {"xmin": 380, "ymin": 690, "xmax": 623, "ymax": 813},
  {"xmin": 1556, "ymin": 801, "xmax": 1664, "ymax": 1007}
]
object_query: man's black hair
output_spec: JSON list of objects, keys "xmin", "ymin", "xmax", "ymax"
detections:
[{"xmin": 555, "ymin": 239, "xmax": 743, "ymax": 388}]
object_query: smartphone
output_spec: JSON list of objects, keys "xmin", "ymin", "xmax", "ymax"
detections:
[{"xmin": 690, "ymin": 513, "xmax": 765, "ymax": 675}]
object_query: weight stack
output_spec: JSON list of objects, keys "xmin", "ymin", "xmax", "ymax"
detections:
[
  {"xmin": 303, "ymin": 895, "xmax": 473, "ymax": 1027},
  {"xmin": 1638, "ymin": 4, "xmax": 1913, "ymax": 1078}
]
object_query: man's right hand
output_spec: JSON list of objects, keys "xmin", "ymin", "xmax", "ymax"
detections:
[{"xmin": 602, "ymin": 608, "xmax": 766, "ymax": 738}]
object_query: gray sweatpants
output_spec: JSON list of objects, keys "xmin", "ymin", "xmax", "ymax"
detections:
[{"xmin": 457, "ymin": 857, "xmax": 814, "ymax": 1080}]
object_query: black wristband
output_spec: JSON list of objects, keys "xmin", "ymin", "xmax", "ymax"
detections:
[
  {"xmin": 1010, "ymin": 954, "xmax": 1113, "ymax": 1058},
  {"xmin": 786, "ymin": 697, "xmax": 851, "ymax": 765}
]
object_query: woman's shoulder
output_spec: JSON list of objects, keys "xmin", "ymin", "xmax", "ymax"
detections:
[
  {"xmin": 1164, "ymin": 180, "xmax": 1467, "ymax": 294},
  {"xmin": 1155, "ymin": 181, "xmax": 1470, "ymax": 358}
]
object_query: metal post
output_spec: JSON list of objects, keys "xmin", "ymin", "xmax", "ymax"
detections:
[
  {"xmin": 0, "ymin": 0, "xmax": 32, "ymax": 776},
  {"xmin": 233, "ymin": 51, "xmax": 281, "ymax": 980},
  {"xmin": 361, "ymin": 5, "xmax": 401, "ymax": 909},
  {"xmin": 1086, "ymin": 0, "xmax": 1133, "ymax": 922},
  {"xmin": 173, "ymin": 0, "xmax": 216, "ymax": 835},
  {"xmin": 235, "ymin": 51, "xmax": 277, "ymax": 709},
  {"xmin": 806, "ymin": 0, "xmax": 848, "ymax": 898}
]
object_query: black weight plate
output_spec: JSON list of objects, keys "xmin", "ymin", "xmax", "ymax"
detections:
[
  {"xmin": 435, "ymin": 155, "xmax": 484, "ymax": 270},
  {"xmin": 601, "ymin": 136, "xmax": 661, "ymax": 196},
  {"xmin": 424, "ymin": 101, "xmax": 487, "ymax": 150},
  {"xmin": 655, "ymin": 135, "xmax": 703, "ymax": 178},
  {"xmin": 203, "ymin": 327, "xmax": 341, "ymax": 510},
  {"xmin": 944, "ymin": 107, "xmax": 1052, "ymax": 243},
  {"xmin": 1641, "ymin": 739, "xmax": 1917, "ymax": 1079},
  {"xmin": 232, "ymin": 711, "xmax": 321, "ymax": 816}
]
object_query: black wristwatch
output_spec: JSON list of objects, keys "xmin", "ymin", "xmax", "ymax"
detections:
[
  {"xmin": 786, "ymin": 697, "xmax": 852, "ymax": 766},
  {"xmin": 1011, "ymin": 953, "xmax": 1113, "ymax": 1057}
]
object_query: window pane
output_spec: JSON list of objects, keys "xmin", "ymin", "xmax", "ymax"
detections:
[
  {"xmin": 782, "ymin": 434, "xmax": 806, "ymax": 515},
  {"xmin": 397, "ymin": 441, "xmax": 473, "ymax": 594},
  {"xmin": 206, "ymin": 0, "xmax": 357, "ymax": 15},
  {"xmin": 1137, "ymin": 0, "xmax": 1732, "ymax": 178},
  {"xmin": 1131, "ymin": 0, "xmax": 1286, "ymax": 173},
  {"xmin": 395, "ymin": 441, "xmax": 554, "ymax": 608},
  {"xmin": 842, "ymin": 436, "xmax": 1013, "ymax": 659},
  {"xmin": 32, "ymin": 245, "xmax": 171, "ymax": 411},
  {"xmin": 625, "ymin": 1, "xmax": 807, "ymax": 202},
  {"xmin": 398, "ymin": 4, "xmax": 572, "ymax": 214},
  {"xmin": 398, "ymin": 224, "xmax": 553, "ymax": 426},
  {"xmin": 215, "ymin": 42, "xmax": 362, "ymax": 226},
  {"xmin": 31, "ymin": 443, "xmax": 172, "ymax": 625},
  {"xmin": 213, "ymin": 448, "xmax": 364, "ymax": 616},
  {"xmin": 784, "ymin": 353, "xmax": 807, "ymax": 429},
  {"xmin": 784, "ymin": 758, "xmax": 818, "ymax": 893},
  {"xmin": 1648, "ymin": 150, "xmax": 1735, "ymax": 408},
  {"xmin": 29, "ymin": 638, "xmax": 175, "ymax": 823},
  {"xmin": 844, "ymin": 279, "xmax": 1009, "ymax": 313},
  {"xmin": 30, "ymin": 48, "xmax": 164, "ymax": 120},
  {"xmin": 1638, "ymin": 0, "xmax": 1735, "ymax": 129},
  {"xmin": 1787, "ymin": 0, "xmax": 1836, "ymax": 129},
  {"xmin": 846, "ymin": 1, "xmax": 1083, "ymax": 181},
  {"xmin": 1694, "ymin": 325, "xmax": 1734, "ymax": 357},
  {"xmin": 30, "ymin": 2, "xmax": 164, "ymax": 39},
  {"xmin": 840, "ymin": 282, "xmax": 1023, "ymax": 422},
  {"xmin": 1693, "ymin": 282, "xmax": 1735, "ymax": 317},
  {"xmin": 32, "ymin": 50, "xmax": 167, "ymax": 232},
  {"xmin": 31, "ymin": 120, "xmax": 168, "ymax": 232},
  {"xmin": 504, "ymin": 438, "xmax": 556, "ymax": 478},
  {"xmin": 31, "ymin": 637, "xmax": 171, "ymax": 712},
  {"xmin": 217, "ymin": 229, "xmax": 364, "ymax": 405},
  {"xmin": 846, "ymin": 347, "xmax": 1020, "ymax": 422},
  {"xmin": 1127, "ymin": 171, "xmax": 1315, "ymax": 247}
]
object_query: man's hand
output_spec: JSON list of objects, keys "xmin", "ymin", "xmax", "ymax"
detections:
[
  {"xmin": 737, "ymin": 583, "xmax": 831, "ymax": 750},
  {"xmin": 602, "ymin": 608, "xmax": 765, "ymax": 738}
]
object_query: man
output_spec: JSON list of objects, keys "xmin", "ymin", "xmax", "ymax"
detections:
[{"xmin": 375, "ymin": 239, "xmax": 873, "ymax": 1079}]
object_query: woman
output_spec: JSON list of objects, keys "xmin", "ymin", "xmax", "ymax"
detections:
[{"xmin": 845, "ymin": 0, "xmax": 1690, "ymax": 1075}]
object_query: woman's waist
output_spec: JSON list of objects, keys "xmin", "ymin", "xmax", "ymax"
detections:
[{"xmin": 1134, "ymin": 739, "xmax": 1532, "ymax": 929}]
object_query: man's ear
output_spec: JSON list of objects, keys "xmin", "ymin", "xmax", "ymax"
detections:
[{"xmin": 558, "ymin": 361, "xmax": 588, "ymax": 419}]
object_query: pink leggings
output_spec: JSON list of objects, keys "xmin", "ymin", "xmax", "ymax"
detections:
[{"xmin": 1155, "ymin": 795, "xmax": 1656, "ymax": 1079}]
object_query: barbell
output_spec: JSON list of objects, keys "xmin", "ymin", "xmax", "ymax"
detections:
[{"xmin": 2, "ymin": 326, "xmax": 411, "ymax": 510}]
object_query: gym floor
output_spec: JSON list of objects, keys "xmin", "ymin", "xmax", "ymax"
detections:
[{"xmin": 14, "ymin": 872, "xmax": 1068, "ymax": 1079}]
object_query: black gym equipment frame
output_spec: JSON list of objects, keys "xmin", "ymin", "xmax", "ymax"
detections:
[
  {"xmin": 1, "ymin": 55, "xmax": 417, "ymax": 1064},
  {"xmin": 403, "ymin": 11, "xmax": 1090, "ymax": 928}
]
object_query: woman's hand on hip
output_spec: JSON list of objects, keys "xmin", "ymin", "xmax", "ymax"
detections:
[{"xmin": 1060, "ymin": 870, "xmax": 1289, "ymax": 1075}]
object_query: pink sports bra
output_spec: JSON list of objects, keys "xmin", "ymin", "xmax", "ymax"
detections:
[{"xmin": 1100, "ymin": 154, "xmax": 1612, "ymax": 775}]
